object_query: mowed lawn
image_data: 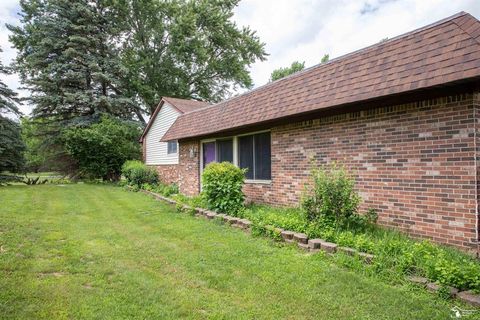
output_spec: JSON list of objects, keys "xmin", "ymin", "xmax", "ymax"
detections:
[{"xmin": 0, "ymin": 185, "xmax": 461, "ymax": 319}]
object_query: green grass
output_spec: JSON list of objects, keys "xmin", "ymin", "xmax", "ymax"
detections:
[{"xmin": 0, "ymin": 184, "xmax": 474, "ymax": 319}]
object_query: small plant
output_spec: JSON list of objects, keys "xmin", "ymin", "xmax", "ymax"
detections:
[
  {"xmin": 437, "ymin": 285, "xmax": 453, "ymax": 300},
  {"xmin": 121, "ymin": 160, "xmax": 159, "ymax": 187},
  {"xmin": 201, "ymin": 162, "xmax": 246, "ymax": 215},
  {"xmin": 22, "ymin": 176, "xmax": 48, "ymax": 185},
  {"xmin": 365, "ymin": 208, "xmax": 378, "ymax": 224},
  {"xmin": 162, "ymin": 183, "xmax": 179, "ymax": 197},
  {"xmin": 301, "ymin": 162, "xmax": 361, "ymax": 228}
]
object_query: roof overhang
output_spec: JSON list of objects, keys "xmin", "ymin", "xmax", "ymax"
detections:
[{"xmin": 163, "ymin": 78, "xmax": 480, "ymax": 143}]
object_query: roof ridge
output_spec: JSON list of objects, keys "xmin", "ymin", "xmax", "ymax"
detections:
[
  {"xmin": 163, "ymin": 96, "xmax": 207, "ymax": 103},
  {"xmin": 179, "ymin": 11, "xmax": 469, "ymax": 116}
]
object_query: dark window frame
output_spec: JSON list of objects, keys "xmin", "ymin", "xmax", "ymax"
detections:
[
  {"xmin": 238, "ymin": 131, "xmax": 271, "ymax": 181},
  {"xmin": 216, "ymin": 138, "xmax": 234, "ymax": 163},
  {"xmin": 199, "ymin": 131, "xmax": 271, "ymax": 182}
]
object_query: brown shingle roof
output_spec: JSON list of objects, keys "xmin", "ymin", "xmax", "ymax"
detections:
[
  {"xmin": 162, "ymin": 12, "xmax": 480, "ymax": 142},
  {"xmin": 140, "ymin": 97, "xmax": 209, "ymax": 142},
  {"xmin": 162, "ymin": 97, "xmax": 210, "ymax": 113}
]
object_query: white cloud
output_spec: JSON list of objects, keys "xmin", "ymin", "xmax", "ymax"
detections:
[
  {"xmin": 1, "ymin": 0, "xmax": 480, "ymax": 116},
  {"xmin": 233, "ymin": 0, "xmax": 480, "ymax": 88}
]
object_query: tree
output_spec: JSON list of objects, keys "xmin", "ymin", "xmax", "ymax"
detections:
[
  {"xmin": 270, "ymin": 61, "xmax": 305, "ymax": 82},
  {"xmin": 120, "ymin": 0, "xmax": 267, "ymax": 114},
  {"xmin": 0, "ymin": 118, "xmax": 25, "ymax": 177},
  {"xmin": 7, "ymin": 0, "xmax": 143, "ymax": 128},
  {"xmin": 63, "ymin": 115, "xmax": 141, "ymax": 181},
  {"xmin": 21, "ymin": 117, "xmax": 54, "ymax": 172},
  {"xmin": 321, "ymin": 54, "xmax": 330, "ymax": 63},
  {"xmin": 0, "ymin": 47, "xmax": 25, "ymax": 182},
  {"xmin": 7, "ymin": 0, "xmax": 266, "ymax": 176}
]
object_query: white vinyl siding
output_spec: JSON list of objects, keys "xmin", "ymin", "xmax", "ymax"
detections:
[{"xmin": 145, "ymin": 103, "xmax": 180, "ymax": 165}]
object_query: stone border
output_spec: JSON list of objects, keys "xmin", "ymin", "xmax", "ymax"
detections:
[
  {"xmin": 406, "ymin": 275, "xmax": 480, "ymax": 306},
  {"xmin": 141, "ymin": 189, "xmax": 480, "ymax": 308}
]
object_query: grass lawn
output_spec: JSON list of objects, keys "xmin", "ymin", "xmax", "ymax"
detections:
[{"xmin": 0, "ymin": 184, "xmax": 471, "ymax": 319}]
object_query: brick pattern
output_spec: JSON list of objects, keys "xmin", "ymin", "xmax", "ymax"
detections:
[
  {"xmin": 475, "ymin": 92, "xmax": 480, "ymax": 254},
  {"xmin": 150, "ymin": 165, "xmax": 179, "ymax": 185},
  {"xmin": 243, "ymin": 183, "xmax": 274, "ymax": 204},
  {"xmin": 177, "ymin": 141, "xmax": 201, "ymax": 196},
  {"xmin": 178, "ymin": 92, "xmax": 480, "ymax": 253},
  {"xmin": 163, "ymin": 13, "xmax": 480, "ymax": 142},
  {"xmin": 267, "ymin": 93, "xmax": 478, "ymax": 252}
]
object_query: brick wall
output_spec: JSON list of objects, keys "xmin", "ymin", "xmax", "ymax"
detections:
[
  {"xmin": 150, "ymin": 165, "xmax": 179, "ymax": 185},
  {"xmin": 178, "ymin": 92, "xmax": 480, "ymax": 253},
  {"xmin": 178, "ymin": 140, "xmax": 201, "ymax": 196},
  {"xmin": 268, "ymin": 93, "xmax": 478, "ymax": 252},
  {"xmin": 475, "ymin": 92, "xmax": 480, "ymax": 252}
]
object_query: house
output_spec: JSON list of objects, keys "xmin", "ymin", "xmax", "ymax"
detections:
[
  {"xmin": 153, "ymin": 12, "xmax": 480, "ymax": 253},
  {"xmin": 140, "ymin": 97, "xmax": 209, "ymax": 184}
]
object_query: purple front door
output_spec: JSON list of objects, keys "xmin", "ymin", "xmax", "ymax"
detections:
[{"xmin": 203, "ymin": 142, "xmax": 216, "ymax": 169}]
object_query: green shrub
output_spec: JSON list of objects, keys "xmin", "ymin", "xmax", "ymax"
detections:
[
  {"xmin": 121, "ymin": 160, "xmax": 158, "ymax": 187},
  {"xmin": 162, "ymin": 184, "xmax": 179, "ymax": 197},
  {"xmin": 201, "ymin": 162, "xmax": 245, "ymax": 215},
  {"xmin": 63, "ymin": 116, "xmax": 142, "ymax": 181},
  {"xmin": 301, "ymin": 163, "xmax": 361, "ymax": 228}
]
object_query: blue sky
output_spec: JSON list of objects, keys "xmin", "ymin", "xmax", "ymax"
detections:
[{"xmin": 1, "ymin": 0, "xmax": 480, "ymax": 116}]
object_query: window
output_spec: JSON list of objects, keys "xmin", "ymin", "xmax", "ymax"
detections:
[
  {"xmin": 203, "ymin": 142, "xmax": 216, "ymax": 169},
  {"xmin": 202, "ymin": 139, "xmax": 234, "ymax": 169},
  {"xmin": 200, "ymin": 131, "xmax": 271, "ymax": 181},
  {"xmin": 238, "ymin": 132, "xmax": 271, "ymax": 180},
  {"xmin": 167, "ymin": 140, "xmax": 178, "ymax": 154},
  {"xmin": 216, "ymin": 139, "xmax": 233, "ymax": 163}
]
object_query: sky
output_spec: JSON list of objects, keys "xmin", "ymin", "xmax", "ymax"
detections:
[{"xmin": 1, "ymin": 0, "xmax": 480, "ymax": 116}]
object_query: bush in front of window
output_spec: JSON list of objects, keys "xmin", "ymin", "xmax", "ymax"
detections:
[
  {"xmin": 201, "ymin": 162, "xmax": 246, "ymax": 215},
  {"xmin": 301, "ymin": 162, "xmax": 362, "ymax": 229},
  {"xmin": 121, "ymin": 160, "xmax": 159, "ymax": 187}
]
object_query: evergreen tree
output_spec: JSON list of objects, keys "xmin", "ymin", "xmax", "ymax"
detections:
[
  {"xmin": 0, "ymin": 47, "xmax": 25, "ymax": 180},
  {"xmin": 8, "ymin": 0, "xmax": 143, "ymax": 127}
]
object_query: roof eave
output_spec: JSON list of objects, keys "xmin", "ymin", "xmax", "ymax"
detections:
[{"xmin": 162, "ymin": 77, "xmax": 480, "ymax": 142}]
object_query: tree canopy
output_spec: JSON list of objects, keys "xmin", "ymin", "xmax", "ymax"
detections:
[
  {"xmin": 120, "ymin": 0, "xmax": 267, "ymax": 114},
  {"xmin": 8, "ymin": 0, "xmax": 141, "ymax": 126},
  {"xmin": 321, "ymin": 54, "xmax": 330, "ymax": 63},
  {"xmin": 270, "ymin": 61, "xmax": 305, "ymax": 82},
  {"xmin": 7, "ymin": 0, "xmax": 267, "ymax": 177},
  {"xmin": 0, "ymin": 47, "xmax": 25, "ymax": 179},
  {"xmin": 270, "ymin": 54, "xmax": 330, "ymax": 82},
  {"xmin": 9, "ymin": 0, "xmax": 267, "ymax": 119}
]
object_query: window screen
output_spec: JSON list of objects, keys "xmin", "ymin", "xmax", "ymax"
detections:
[
  {"xmin": 238, "ymin": 135, "xmax": 254, "ymax": 179},
  {"xmin": 238, "ymin": 132, "xmax": 271, "ymax": 180},
  {"xmin": 216, "ymin": 139, "xmax": 233, "ymax": 163},
  {"xmin": 203, "ymin": 142, "xmax": 216, "ymax": 169},
  {"xmin": 254, "ymin": 132, "xmax": 271, "ymax": 180}
]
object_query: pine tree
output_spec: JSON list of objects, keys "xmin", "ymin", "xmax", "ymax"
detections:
[
  {"xmin": 0, "ymin": 47, "xmax": 19, "ymax": 116},
  {"xmin": 0, "ymin": 47, "xmax": 25, "ymax": 180},
  {"xmin": 8, "ymin": 0, "xmax": 143, "ymax": 128}
]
